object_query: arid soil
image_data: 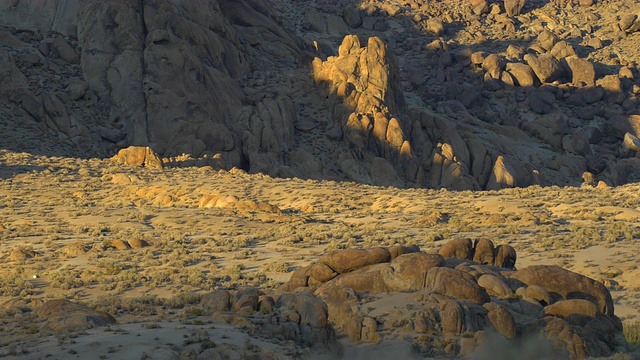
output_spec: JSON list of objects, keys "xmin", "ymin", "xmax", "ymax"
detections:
[{"xmin": 0, "ymin": 148, "xmax": 639, "ymax": 358}]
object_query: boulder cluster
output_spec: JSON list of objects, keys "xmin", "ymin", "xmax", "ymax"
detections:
[
  {"xmin": 201, "ymin": 288, "xmax": 339, "ymax": 352},
  {"xmin": 198, "ymin": 191, "xmax": 282, "ymax": 214},
  {"xmin": 281, "ymin": 239, "xmax": 623, "ymax": 359},
  {"xmin": 18, "ymin": 291, "xmax": 340, "ymax": 356}
]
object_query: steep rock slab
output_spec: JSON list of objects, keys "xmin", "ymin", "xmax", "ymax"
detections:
[
  {"xmin": 74, "ymin": 0, "xmax": 300, "ymax": 164},
  {"xmin": 77, "ymin": 1, "xmax": 147, "ymax": 146},
  {"xmin": 312, "ymin": 35, "xmax": 416, "ymax": 185}
]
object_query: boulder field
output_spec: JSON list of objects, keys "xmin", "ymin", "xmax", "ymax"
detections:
[
  {"xmin": 0, "ymin": 0, "xmax": 639, "ymax": 188},
  {"xmin": 282, "ymin": 238, "xmax": 623, "ymax": 359}
]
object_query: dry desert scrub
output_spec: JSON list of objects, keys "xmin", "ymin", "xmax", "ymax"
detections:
[{"xmin": 0, "ymin": 150, "xmax": 640, "ymax": 358}]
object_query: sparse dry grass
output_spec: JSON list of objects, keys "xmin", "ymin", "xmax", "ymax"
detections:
[{"xmin": 0, "ymin": 151, "xmax": 639, "ymax": 358}]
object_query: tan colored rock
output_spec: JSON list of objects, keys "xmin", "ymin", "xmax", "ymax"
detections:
[
  {"xmin": 215, "ymin": 195, "xmax": 239, "ymax": 208},
  {"xmin": 494, "ymin": 244, "xmax": 517, "ymax": 269},
  {"xmin": 198, "ymin": 193, "xmax": 221, "ymax": 208},
  {"xmin": 327, "ymin": 263, "xmax": 390, "ymax": 293},
  {"xmin": 524, "ymin": 53, "xmax": 564, "ymax": 84},
  {"xmin": 110, "ymin": 239, "xmax": 130, "ymax": 250},
  {"xmin": 309, "ymin": 262, "xmax": 339, "ymax": 283},
  {"xmin": 534, "ymin": 30, "xmax": 559, "ymax": 53},
  {"xmin": 382, "ymin": 252, "xmax": 445, "ymax": 291},
  {"xmin": 102, "ymin": 173, "xmax": 140, "ymax": 185},
  {"xmin": 439, "ymin": 238, "xmax": 473, "ymax": 260},
  {"xmin": 525, "ymin": 284, "xmax": 551, "ymax": 305},
  {"xmin": 470, "ymin": 51, "xmax": 488, "ymax": 65},
  {"xmin": 319, "ymin": 248, "xmax": 391, "ymax": 274},
  {"xmin": 478, "ymin": 273, "xmax": 513, "ymax": 298},
  {"xmin": 387, "ymin": 244, "xmax": 420, "ymax": 260},
  {"xmin": 470, "ymin": 0, "xmax": 489, "ymax": 15},
  {"xmin": 486, "ymin": 156, "xmax": 517, "ymax": 190},
  {"xmin": 507, "ymin": 265, "xmax": 614, "ymax": 316},
  {"xmin": 481, "ymin": 54, "xmax": 505, "ymax": 73},
  {"xmin": 385, "ymin": 118, "xmax": 405, "ymax": 148},
  {"xmin": 506, "ymin": 62, "xmax": 537, "ymax": 87},
  {"xmin": 484, "ymin": 302, "xmax": 516, "ymax": 339},
  {"xmin": 582, "ymin": 171, "xmax": 596, "ymax": 186},
  {"xmin": 61, "ymin": 242, "xmax": 90, "ymax": 256},
  {"xmin": 544, "ymin": 299, "xmax": 598, "ymax": 318},
  {"xmin": 425, "ymin": 267, "xmax": 490, "ymax": 304},
  {"xmin": 550, "ymin": 41, "xmax": 576, "ymax": 59},
  {"xmin": 426, "ymin": 18, "xmax": 444, "ymax": 36},
  {"xmin": 597, "ymin": 75, "xmax": 625, "ymax": 104},
  {"xmin": 562, "ymin": 56, "xmax": 595, "ymax": 85},
  {"xmin": 36, "ymin": 299, "xmax": 116, "ymax": 332},
  {"xmin": 623, "ymin": 132, "xmax": 640, "ymax": 152},
  {"xmin": 485, "ymin": 213, "xmax": 506, "ymax": 225},
  {"xmin": 9, "ymin": 248, "xmax": 39, "ymax": 260},
  {"xmin": 360, "ymin": 316, "xmax": 381, "ymax": 343},
  {"xmin": 503, "ymin": 0, "xmax": 525, "ymax": 16},
  {"xmin": 473, "ymin": 238, "xmax": 495, "ymax": 265},
  {"xmin": 128, "ymin": 238, "xmax": 148, "ymax": 249},
  {"xmin": 112, "ymin": 146, "xmax": 163, "ymax": 169}
]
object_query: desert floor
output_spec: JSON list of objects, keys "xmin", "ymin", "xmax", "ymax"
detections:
[{"xmin": 0, "ymin": 149, "xmax": 639, "ymax": 358}]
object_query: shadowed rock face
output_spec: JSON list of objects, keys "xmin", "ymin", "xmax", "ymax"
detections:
[
  {"xmin": 35, "ymin": 299, "xmax": 116, "ymax": 333},
  {"xmin": 507, "ymin": 265, "xmax": 615, "ymax": 317},
  {"xmin": 2, "ymin": 0, "xmax": 640, "ymax": 188},
  {"xmin": 281, "ymin": 239, "xmax": 623, "ymax": 359}
]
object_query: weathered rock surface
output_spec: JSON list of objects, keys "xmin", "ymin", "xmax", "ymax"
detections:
[
  {"xmin": 112, "ymin": 146, "xmax": 163, "ymax": 169},
  {"xmin": 200, "ymin": 288, "xmax": 339, "ymax": 353},
  {"xmin": 507, "ymin": 265, "xmax": 615, "ymax": 316},
  {"xmin": 281, "ymin": 240, "xmax": 622, "ymax": 359},
  {"xmin": 35, "ymin": 299, "xmax": 116, "ymax": 333}
]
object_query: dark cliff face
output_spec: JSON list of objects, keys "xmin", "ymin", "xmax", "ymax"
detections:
[{"xmin": 1, "ymin": 0, "xmax": 639, "ymax": 189}]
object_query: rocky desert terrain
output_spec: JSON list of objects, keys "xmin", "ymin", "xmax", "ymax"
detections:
[{"xmin": 1, "ymin": 0, "xmax": 640, "ymax": 359}]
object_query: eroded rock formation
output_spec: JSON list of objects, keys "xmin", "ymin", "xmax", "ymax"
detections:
[
  {"xmin": 1, "ymin": 0, "xmax": 640, "ymax": 187},
  {"xmin": 281, "ymin": 239, "xmax": 624, "ymax": 359}
]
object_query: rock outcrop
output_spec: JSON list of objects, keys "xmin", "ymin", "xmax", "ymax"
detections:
[
  {"xmin": 281, "ymin": 239, "xmax": 623, "ymax": 359},
  {"xmin": 200, "ymin": 288, "xmax": 340, "ymax": 353},
  {"xmin": 1, "ymin": 0, "xmax": 640, "ymax": 189},
  {"xmin": 112, "ymin": 146, "xmax": 163, "ymax": 169},
  {"xmin": 35, "ymin": 299, "xmax": 116, "ymax": 333}
]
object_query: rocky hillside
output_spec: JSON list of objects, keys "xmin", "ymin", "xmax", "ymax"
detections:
[{"xmin": 1, "ymin": 0, "xmax": 640, "ymax": 189}]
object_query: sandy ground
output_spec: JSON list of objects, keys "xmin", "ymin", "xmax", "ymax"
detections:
[{"xmin": 0, "ymin": 149, "xmax": 639, "ymax": 357}]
